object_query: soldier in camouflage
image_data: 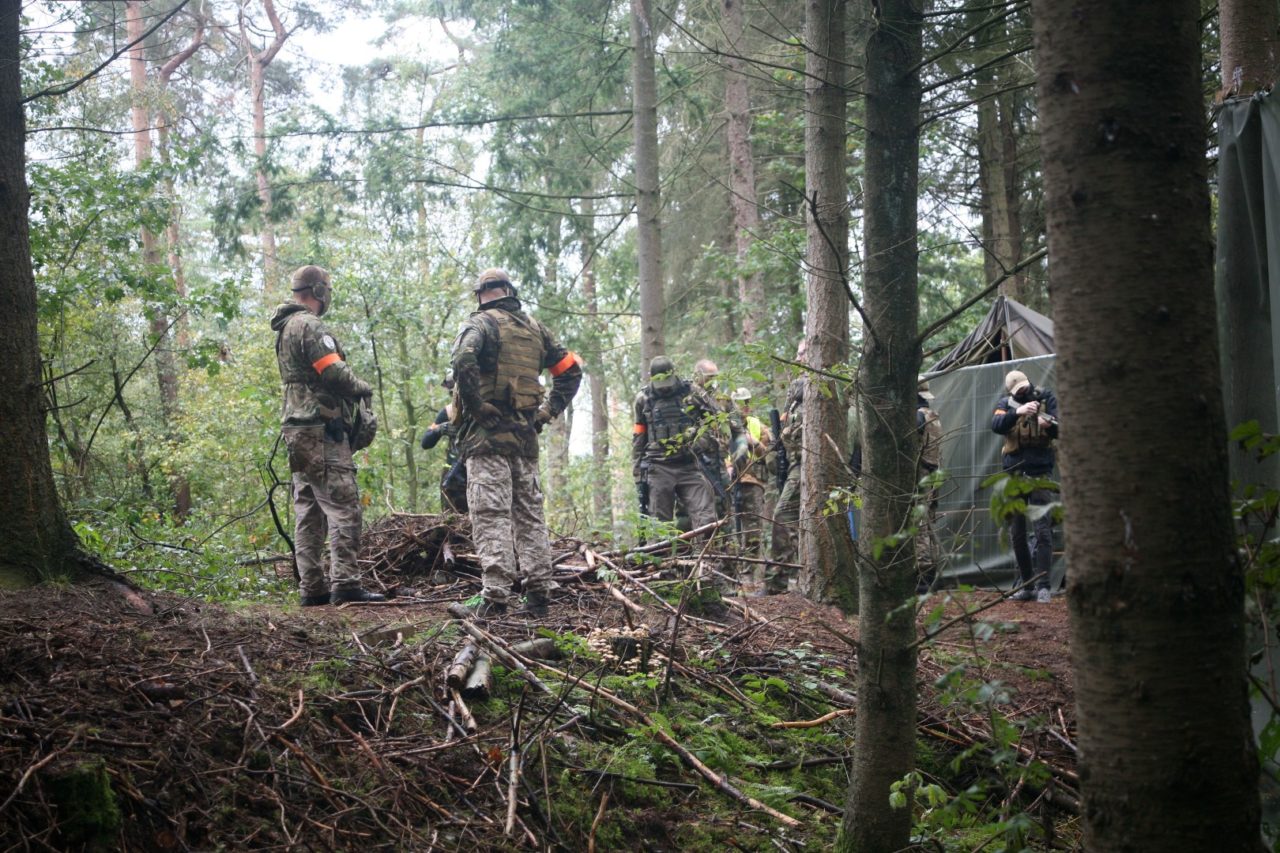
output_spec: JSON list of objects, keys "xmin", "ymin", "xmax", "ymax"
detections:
[
  {"xmin": 633, "ymin": 356, "xmax": 735, "ymax": 537},
  {"xmin": 767, "ymin": 374, "xmax": 806, "ymax": 593},
  {"xmin": 692, "ymin": 359, "xmax": 732, "ymax": 519},
  {"xmin": 728, "ymin": 387, "xmax": 773, "ymax": 595},
  {"xmin": 270, "ymin": 265, "xmax": 385, "ymax": 606},
  {"xmin": 915, "ymin": 379, "xmax": 944, "ymax": 592},
  {"xmin": 451, "ymin": 268, "xmax": 582, "ymax": 618},
  {"xmin": 420, "ymin": 370, "xmax": 468, "ymax": 513}
]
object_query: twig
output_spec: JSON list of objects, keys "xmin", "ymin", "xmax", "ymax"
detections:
[
  {"xmin": 0, "ymin": 731, "xmax": 81, "ymax": 815},
  {"xmin": 770, "ymin": 708, "xmax": 856, "ymax": 729},
  {"xmin": 588, "ymin": 789, "xmax": 610, "ymax": 853},
  {"xmin": 272, "ymin": 690, "xmax": 305, "ymax": 731}
]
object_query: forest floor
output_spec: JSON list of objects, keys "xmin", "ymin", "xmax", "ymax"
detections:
[{"xmin": 0, "ymin": 515, "xmax": 1079, "ymax": 851}]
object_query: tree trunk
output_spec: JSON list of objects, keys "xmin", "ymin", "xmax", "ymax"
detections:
[
  {"xmin": 0, "ymin": 0, "xmax": 82, "ymax": 584},
  {"xmin": 840, "ymin": 0, "xmax": 922, "ymax": 849},
  {"xmin": 396, "ymin": 325, "xmax": 419, "ymax": 512},
  {"xmin": 127, "ymin": 0, "xmax": 189, "ymax": 519},
  {"xmin": 798, "ymin": 0, "xmax": 856, "ymax": 609},
  {"xmin": 1221, "ymin": 0, "xmax": 1280, "ymax": 97},
  {"xmin": 240, "ymin": 0, "xmax": 289, "ymax": 296},
  {"xmin": 631, "ymin": 0, "xmax": 666, "ymax": 367},
  {"xmin": 722, "ymin": 0, "xmax": 766, "ymax": 344},
  {"xmin": 972, "ymin": 6, "xmax": 1025, "ymax": 304},
  {"xmin": 1031, "ymin": 1, "xmax": 1264, "ymax": 849},
  {"xmin": 580, "ymin": 196, "xmax": 612, "ymax": 529}
]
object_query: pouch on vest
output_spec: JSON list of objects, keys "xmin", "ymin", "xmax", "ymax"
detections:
[
  {"xmin": 1002, "ymin": 412, "xmax": 1051, "ymax": 455},
  {"xmin": 477, "ymin": 309, "xmax": 545, "ymax": 413},
  {"xmin": 645, "ymin": 382, "xmax": 696, "ymax": 460}
]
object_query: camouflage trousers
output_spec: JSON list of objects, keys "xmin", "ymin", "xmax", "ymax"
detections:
[
  {"xmin": 466, "ymin": 454, "xmax": 554, "ymax": 606},
  {"xmin": 734, "ymin": 481, "xmax": 767, "ymax": 593},
  {"xmin": 284, "ymin": 425, "xmax": 363, "ymax": 598},
  {"xmin": 648, "ymin": 460, "xmax": 717, "ymax": 531},
  {"xmin": 768, "ymin": 464, "xmax": 800, "ymax": 592}
]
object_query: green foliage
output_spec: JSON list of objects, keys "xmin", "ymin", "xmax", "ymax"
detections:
[{"xmin": 45, "ymin": 759, "xmax": 122, "ymax": 846}]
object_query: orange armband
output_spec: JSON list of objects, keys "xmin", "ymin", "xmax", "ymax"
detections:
[
  {"xmin": 549, "ymin": 351, "xmax": 581, "ymax": 377},
  {"xmin": 312, "ymin": 353, "xmax": 343, "ymax": 374},
  {"xmin": 633, "ymin": 423, "xmax": 647, "ymax": 434}
]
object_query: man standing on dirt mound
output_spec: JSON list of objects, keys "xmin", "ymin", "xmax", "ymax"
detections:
[
  {"xmin": 451, "ymin": 268, "xmax": 582, "ymax": 619},
  {"xmin": 271, "ymin": 265, "xmax": 386, "ymax": 606}
]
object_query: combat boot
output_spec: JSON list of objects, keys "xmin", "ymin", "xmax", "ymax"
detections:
[
  {"xmin": 331, "ymin": 587, "xmax": 388, "ymax": 604},
  {"xmin": 300, "ymin": 592, "xmax": 330, "ymax": 607},
  {"xmin": 518, "ymin": 589, "xmax": 551, "ymax": 619}
]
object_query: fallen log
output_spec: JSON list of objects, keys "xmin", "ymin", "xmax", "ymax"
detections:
[
  {"xmin": 463, "ymin": 655, "xmax": 492, "ymax": 699},
  {"xmin": 446, "ymin": 641, "xmax": 479, "ymax": 689}
]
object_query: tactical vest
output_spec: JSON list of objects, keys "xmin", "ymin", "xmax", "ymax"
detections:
[
  {"xmin": 644, "ymin": 382, "xmax": 696, "ymax": 461},
  {"xmin": 475, "ymin": 308, "xmax": 545, "ymax": 413},
  {"xmin": 1002, "ymin": 412, "xmax": 1052, "ymax": 455},
  {"xmin": 919, "ymin": 407, "xmax": 942, "ymax": 471}
]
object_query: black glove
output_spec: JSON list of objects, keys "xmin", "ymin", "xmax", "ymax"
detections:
[
  {"xmin": 533, "ymin": 408, "xmax": 554, "ymax": 433},
  {"xmin": 475, "ymin": 402, "xmax": 502, "ymax": 430},
  {"xmin": 420, "ymin": 426, "xmax": 438, "ymax": 450}
]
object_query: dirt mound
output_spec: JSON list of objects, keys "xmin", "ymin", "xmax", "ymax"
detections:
[{"xmin": 0, "ymin": 535, "xmax": 1079, "ymax": 850}]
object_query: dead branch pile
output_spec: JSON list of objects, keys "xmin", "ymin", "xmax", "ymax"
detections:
[{"xmin": 0, "ymin": 527, "xmax": 1082, "ymax": 850}]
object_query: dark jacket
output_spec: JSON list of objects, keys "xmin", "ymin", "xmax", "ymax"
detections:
[{"xmin": 991, "ymin": 389, "xmax": 1058, "ymax": 476}]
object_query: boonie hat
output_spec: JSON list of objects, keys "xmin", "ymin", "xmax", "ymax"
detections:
[
  {"xmin": 731, "ymin": 387, "xmax": 751, "ymax": 401},
  {"xmin": 917, "ymin": 378, "xmax": 935, "ymax": 401}
]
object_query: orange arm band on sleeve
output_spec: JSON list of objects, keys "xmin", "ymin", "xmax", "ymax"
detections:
[
  {"xmin": 994, "ymin": 408, "xmax": 1007, "ymax": 416},
  {"xmin": 633, "ymin": 423, "xmax": 646, "ymax": 434},
  {"xmin": 549, "ymin": 351, "xmax": 580, "ymax": 377},
  {"xmin": 312, "ymin": 352, "xmax": 343, "ymax": 374}
]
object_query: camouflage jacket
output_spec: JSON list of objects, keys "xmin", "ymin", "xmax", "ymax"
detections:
[
  {"xmin": 779, "ymin": 377, "xmax": 806, "ymax": 464},
  {"xmin": 450, "ymin": 296, "xmax": 582, "ymax": 459},
  {"xmin": 270, "ymin": 303, "xmax": 371, "ymax": 428}
]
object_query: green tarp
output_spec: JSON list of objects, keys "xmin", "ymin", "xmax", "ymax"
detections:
[{"xmin": 1216, "ymin": 91, "xmax": 1280, "ymax": 493}]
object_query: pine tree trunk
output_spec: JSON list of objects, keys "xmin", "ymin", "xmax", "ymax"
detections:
[
  {"xmin": 631, "ymin": 0, "xmax": 665, "ymax": 366},
  {"xmin": 798, "ymin": 0, "xmax": 856, "ymax": 608},
  {"xmin": 840, "ymin": 0, "xmax": 922, "ymax": 848},
  {"xmin": 0, "ymin": 0, "xmax": 81, "ymax": 583},
  {"xmin": 722, "ymin": 0, "xmax": 766, "ymax": 344},
  {"xmin": 240, "ymin": 0, "xmax": 289, "ymax": 296},
  {"xmin": 580, "ymin": 196, "xmax": 612, "ymax": 529},
  {"xmin": 1031, "ymin": 1, "xmax": 1264, "ymax": 849},
  {"xmin": 1221, "ymin": 0, "xmax": 1280, "ymax": 97},
  {"xmin": 127, "ymin": 1, "xmax": 189, "ymax": 519},
  {"xmin": 396, "ymin": 326, "xmax": 419, "ymax": 512},
  {"xmin": 972, "ymin": 7, "xmax": 1025, "ymax": 303}
]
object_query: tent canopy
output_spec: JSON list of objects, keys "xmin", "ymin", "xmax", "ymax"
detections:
[{"xmin": 930, "ymin": 295, "xmax": 1055, "ymax": 373}]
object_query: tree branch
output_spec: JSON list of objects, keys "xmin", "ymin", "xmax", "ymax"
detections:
[
  {"xmin": 23, "ymin": 0, "xmax": 191, "ymax": 103},
  {"xmin": 916, "ymin": 246, "xmax": 1046, "ymax": 348}
]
